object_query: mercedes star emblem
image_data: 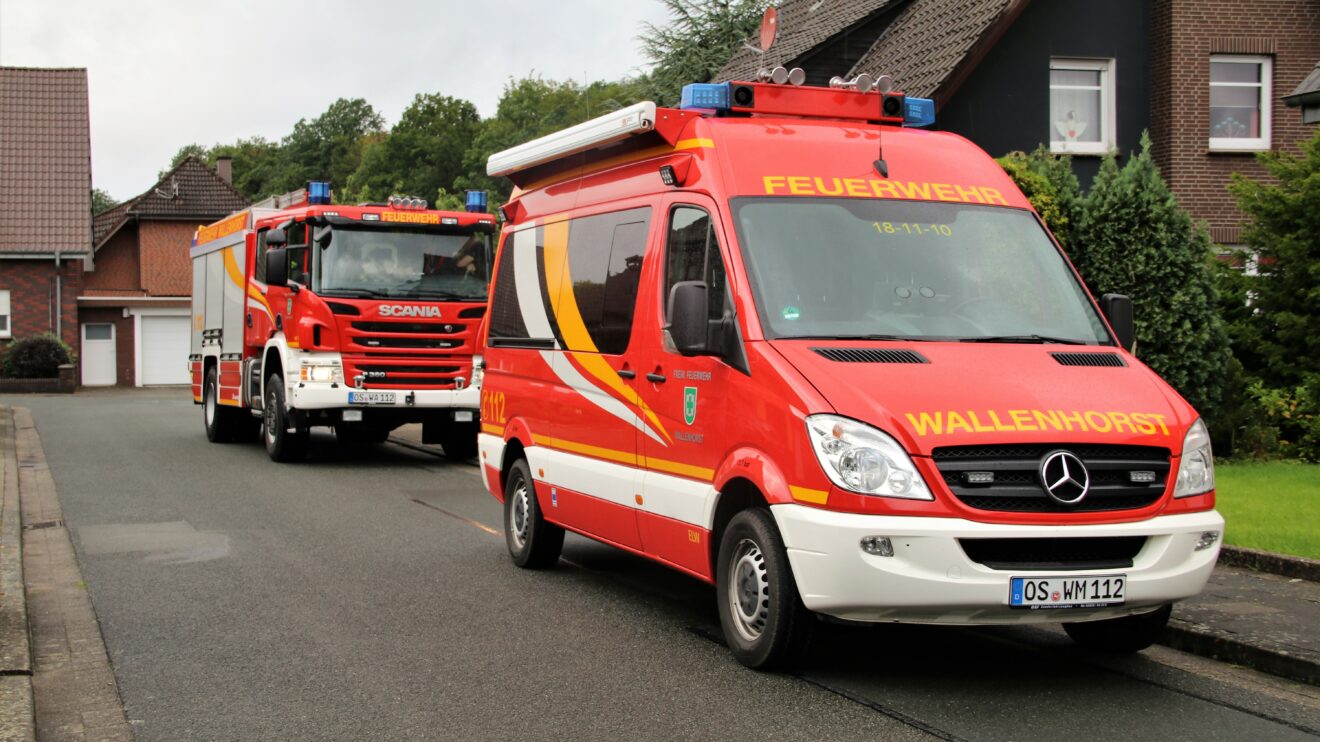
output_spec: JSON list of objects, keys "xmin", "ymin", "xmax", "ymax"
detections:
[{"xmin": 1039, "ymin": 450, "xmax": 1089, "ymax": 505}]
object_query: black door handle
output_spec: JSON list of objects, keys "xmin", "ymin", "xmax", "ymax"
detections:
[
  {"xmin": 646, "ymin": 372, "xmax": 666, "ymax": 383},
  {"xmin": 617, "ymin": 369, "xmax": 636, "ymax": 379}
]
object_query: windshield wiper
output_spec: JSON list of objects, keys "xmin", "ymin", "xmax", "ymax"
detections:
[
  {"xmin": 395, "ymin": 289, "xmax": 484, "ymax": 301},
  {"xmin": 961, "ymin": 334, "xmax": 1089, "ymax": 345},
  {"xmin": 319, "ymin": 287, "xmax": 388, "ymax": 298}
]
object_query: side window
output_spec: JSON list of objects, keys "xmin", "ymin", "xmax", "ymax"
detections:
[
  {"xmin": 665, "ymin": 206, "xmax": 728, "ymax": 322},
  {"xmin": 563, "ymin": 207, "xmax": 650, "ymax": 355},
  {"xmin": 254, "ymin": 230, "xmax": 268, "ymax": 283},
  {"xmin": 489, "ymin": 232, "xmax": 531, "ymax": 343},
  {"xmin": 0, "ymin": 289, "xmax": 10, "ymax": 338},
  {"xmin": 287, "ymin": 222, "xmax": 309, "ymax": 285}
]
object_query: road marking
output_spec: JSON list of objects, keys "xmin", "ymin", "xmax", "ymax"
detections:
[{"xmin": 410, "ymin": 499, "xmax": 500, "ymax": 536}]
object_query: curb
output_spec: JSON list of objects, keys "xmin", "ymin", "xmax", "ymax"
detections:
[
  {"xmin": 1218, "ymin": 545, "xmax": 1320, "ymax": 583},
  {"xmin": 1161, "ymin": 620, "xmax": 1320, "ymax": 688},
  {"xmin": 0, "ymin": 406, "xmax": 35, "ymax": 740}
]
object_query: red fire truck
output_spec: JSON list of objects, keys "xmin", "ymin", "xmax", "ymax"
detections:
[
  {"xmin": 477, "ymin": 74, "xmax": 1223, "ymax": 669},
  {"xmin": 189, "ymin": 184, "xmax": 494, "ymax": 462}
]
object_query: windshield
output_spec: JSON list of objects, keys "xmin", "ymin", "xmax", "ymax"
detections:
[
  {"xmin": 731, "ymin": 198, "xmax": 1111, "ymax": 344},
  {"xmin": 314, "ymin": 226, "xmax": 492, "ymax": 301}
]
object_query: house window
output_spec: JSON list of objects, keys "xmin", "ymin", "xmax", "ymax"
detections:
[
  {"xmin": 1049, "ymin": 58, "xmax": 1115, "ymax": 155},
  {"xmin": 1210, "ymin": 55, "xmax": 1272, "ymax": 151},
  {"xmin": 0, "ymin": 290, "xmax": 10, "ymax": 338}
]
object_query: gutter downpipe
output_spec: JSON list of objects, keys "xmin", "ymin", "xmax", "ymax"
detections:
[{"xmin": 54, "ymin": 250, "xmax": 62, "ymax": 338}]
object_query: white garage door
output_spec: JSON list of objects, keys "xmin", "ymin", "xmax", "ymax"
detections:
[{"xmin": 139, "ymin": 315, "xmax": 191, "ymax": 385}]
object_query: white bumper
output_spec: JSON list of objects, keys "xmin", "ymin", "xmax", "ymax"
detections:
[
  {"xmin": 289, "ymin": 383, "xmax": 481, "ymax": 410},
  {"xmin": 772, "ymin": 504, "xmax": 1223, "ymax": 625}
]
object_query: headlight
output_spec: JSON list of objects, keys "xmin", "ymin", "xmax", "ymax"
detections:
[
  {"xmin": 805, "ymin": 414, "xmax": 932, "ymax": 500},
  {"xmin": 471, "ymin": 354, "xmax": 484, "ymax": 388},
  {"xmin": 1174, "ymin": 418, "xmax": 1215, "ymax": 497},
  {"xmin": 299, "ymin": 359, "xmax": 344, "ymax": 384}
]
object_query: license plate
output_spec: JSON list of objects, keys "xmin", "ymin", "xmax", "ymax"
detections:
[
  {"xmin": 1009, "ymin": 574, "xmax": 1126, "ymax": 609},
  {"xmin": 348, "ymin": 391, "xmax": 396, "ymax": 405}
]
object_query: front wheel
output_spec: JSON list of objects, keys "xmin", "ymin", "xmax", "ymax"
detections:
[
  {"xmin": 263, "ymin": 374, "xmax": 308, "ymax": 463},
  {"xmin": 1063, "ymin": 604, "xmax": 1172, "ymax": 654},
  {"xmin": 716, "ymin": 509, "xmax": 813, "ymax": 670},
  {"xmin": 503, "ymin": 459, "xmax": 563, "ymax": 569}
]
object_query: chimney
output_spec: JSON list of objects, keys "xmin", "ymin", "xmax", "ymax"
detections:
[{"xmin": 216, "ymin": 156, "xmax": 233, "ymax": 185}]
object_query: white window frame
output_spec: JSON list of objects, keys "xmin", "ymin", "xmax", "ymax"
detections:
[
  {"xmin": 1209, "ymin": 54, "xmax": 1272, "ymax": 152},
  {"xmin": 0, "ymin": 290, "xmax": 10, "ymax": 339},
  {"xmin": 1049, "ymin": 58, "xmax": 1116, "ymax": 155}
]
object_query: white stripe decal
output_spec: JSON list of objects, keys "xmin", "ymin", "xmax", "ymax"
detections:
[
  {"xmin": 512, "ymin": 228, "xmax": 557, "ymax": 343},
  {"xmin": 550, "ymin": 351, "xmax": 665, "ymax": 445},
  {"xmin": 536, "ymin": 446, "xmax": 713, "ymax": 527}
]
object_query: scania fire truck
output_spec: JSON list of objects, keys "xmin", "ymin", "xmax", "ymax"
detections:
[{"xmin": 190, "ymin": 183, "xmax": 494, "ymax": 462}]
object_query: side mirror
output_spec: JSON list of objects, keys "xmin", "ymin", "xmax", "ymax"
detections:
[
  {"xmin": 265, "ymin": 228, "xmax": 287, "ymax": 247},
  {"xmin": 667, "ymin": 281, "xmax": 710, "ymax": 355},
  {"xmin": 1100, "ymin": 293, "xmax": 1135, "ymax": 350},
  {"xmin": 266, "ymin": 248, "xmax": 289, "ymax": 287},
  {"xmin": 313, "ymin": 224, "xmax": 332, "ymax": 248}
]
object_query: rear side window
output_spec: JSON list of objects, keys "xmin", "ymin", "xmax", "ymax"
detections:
[
  {"xmin": 665, "ymin": 206, "xmax": 728, "ymax": 322},
  {"xmin": 488, "ymin": 207, "xmax": 651, "ymax": 354}
]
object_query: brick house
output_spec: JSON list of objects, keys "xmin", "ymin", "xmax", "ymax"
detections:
[
  {"xmin": 0, "ymin": 67, "xmax": 91, "ymax": 364},
  {"xmin": 715, "ymin": 0, "xmax": 1320, "ymax": 245},
  {"xmin": 79, "ymin": 157, "xmax": 249, "ymax": 386}
]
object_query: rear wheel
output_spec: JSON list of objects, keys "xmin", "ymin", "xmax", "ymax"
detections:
[
  {"xmin": 1063, "ymin": 604, "xmax": 1172, "ymax": 654},
  {"xmin": 716, "ymin": 509, "xmax": 813, "ymax": 670},
  {"xmin": 504, "ymin": 459, "xmax": 563, "ymax": 569},
  {"xmin": 263, "ymin": 374, "xmax": 308, "ymax": 462},
  {"xmin": 203, "ymin": 365, "xmax": 236, "ymax": 443}
]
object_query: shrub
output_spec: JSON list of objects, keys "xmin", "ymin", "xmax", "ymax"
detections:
[{"xmin": 2, "ymin": 333, "xmax": 76, "ymax": 379}]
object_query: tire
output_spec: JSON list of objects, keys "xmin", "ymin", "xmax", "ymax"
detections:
[
  {"xmin": 503, "ymin": 459, "xmax": 563, "ymax": 569},
  {"xmin": 203, "ymin": 365, "xmax": 236, "ymax": 443},
  {"xmin": 716, "ymin": 508, "xmax": 813, "ymax": 671},
  {"xmin": 262, "ymin": 374, "xmax": 308, "ymax": 463},
  {"xmin": 439, "ymin": 422, "xmax": 478, "ymax": 462},
  {"xmin": 1063, "ymin": 604, "xmax": 1172, "ymax": 654}
]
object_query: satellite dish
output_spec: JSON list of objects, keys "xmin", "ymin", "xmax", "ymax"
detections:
[{"xmin": 759, "ymin": 7, "xmax": 780, "ymax": 52}]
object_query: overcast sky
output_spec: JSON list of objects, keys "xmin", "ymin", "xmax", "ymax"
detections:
[{"xmin": 0, "ymin": 0, "xmax": 674, "ymax": 201}]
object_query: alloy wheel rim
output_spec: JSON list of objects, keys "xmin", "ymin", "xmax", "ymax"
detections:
[{"xmin": 509, "ymin": 480, "xmax": 530, "ymax": 550}]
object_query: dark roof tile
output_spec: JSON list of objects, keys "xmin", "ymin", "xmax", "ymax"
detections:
[
  {"xmin": 0, "ymin": 67, "xmax": 92, "ymax": 255},
  {"xmin": 716, "ymin": 0, "xmax": 899, "ymax": 83}
]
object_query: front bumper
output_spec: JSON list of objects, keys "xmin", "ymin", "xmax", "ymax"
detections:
[
  {"xmin": 289, "ymin": 383, "xmax": 480, "ymax": 410},
  {"xmin": 772, "ymin": 504, "xmax": 1223, "ymax": 624}
]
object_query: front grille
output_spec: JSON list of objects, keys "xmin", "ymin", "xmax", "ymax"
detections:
[
  {"xmin": 351, "ymin": 321, "xmax": 465, "ymax": 334},
  {"xmin": 933, "ymin": 444, "xmax": 1170, "ymax": 513},
  {"xmin": 344, "ymin": 359, "xmax": 469, "ymax": 389},
  {"xmin": 960, "ymin": 536, "xmax": 1147, "ymax": 571},
  {"xmin": 352, "ymin": 336, "xmax": 461, "ymax": 349}
]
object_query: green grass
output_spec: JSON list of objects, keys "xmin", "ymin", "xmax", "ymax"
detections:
[{"xmin": 1214, "ymin": 461, "xmax": 1320, "ymax": 560}]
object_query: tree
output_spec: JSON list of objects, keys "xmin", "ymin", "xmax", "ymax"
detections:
[
  {"xmin": 1227, "ymin": 129, "xmax": 1320, "ymax": 388},
  {"xmin": 161, "ymin": 143, "xmax": 207, "ymax": 178},
  {"xmin": 996, "ymin": 147, "xmax": 1084, "ymax": 251},
  {"xmin": 210, "ymin": 137, "xmax": 288, "ymax": 202},
  {"xmin": 639, "ymin": 0, "xmax": 771, "ymax": 105},
  {"xmin": 281, "ymin": 98, "xmax": 386, "ymax": 194},
  {"xmin": 345, "ymin": 93, "xmax": 482, "ymax": 204},
  {"xmin": 90, "ymin": 188, "xmax": 117, "ymax": 215},
  {"xmin": 1073, "ymin": 133, "xmax": 1231, "ymax": 421}
]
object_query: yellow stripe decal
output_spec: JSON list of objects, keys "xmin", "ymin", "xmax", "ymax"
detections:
[
  {"xmin": 675, "ymin": 138, "xmax": 715, "ymax": 150},
  {"xmin": 481, "ymin": 422, "xmax": 505, "ymax": 436},
  {"xmin": 789, "ymin": 486, "xmax": 829, "ymax": 505},
  {"xmin": 222, "ymin": 245, "xmax": 245, "ymax": 287},
  {"xmin": 642, "ymin": 454, "xmax": 715, "ymax": 482}
]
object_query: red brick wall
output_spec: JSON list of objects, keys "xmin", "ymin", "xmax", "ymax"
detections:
[
  {"xmin": 139, "ymin": 222, "xmax": 196, "ymax": 296},
  {"xmin": 0, "ymin": 258, "xmax": 83, "ymax": 352},
  {"xmin": 1150, "ymin": 0, "xmax": 1320, "ymax": 244},
  {"xmin": 77, "ymin": 306, "xmax": 135, "ymax": 386},
  {"xmin": 84, "ymin": 224, "xmax": 141, "ymax": 292}
]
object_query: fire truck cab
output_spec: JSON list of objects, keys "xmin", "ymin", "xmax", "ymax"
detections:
[
  {"xmin": 190, "ymin": 184, "xmax": 494, "ymax": 462},
  {"xmin": 477, "ymin": 74, "xmax": 1223, "ymax": 669}
]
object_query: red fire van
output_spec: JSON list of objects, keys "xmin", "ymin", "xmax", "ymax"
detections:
[{"xmin": 476, "ymin": 75, "xmax": 1223, "ymax": 669}]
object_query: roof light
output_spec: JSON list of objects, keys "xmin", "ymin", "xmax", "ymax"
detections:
[
  {"xmin": 487, "ymin": 101, "xmax": 656, "ymax": 177},
  {"xmin": 465, "ymin": 190, "xmax": 488, "ymax": 213},
  {"xmin": 904, "ymin": 97, "xmax": 936, "ymax": 127},
  {"xmin": 680, "ymin": 82, "xmax": 731, "ymax": 111},
  {"xmin": 308, "ymin": 181, "xmax": 332, "ymax": 205}
]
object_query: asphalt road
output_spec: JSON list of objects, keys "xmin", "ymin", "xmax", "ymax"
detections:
[{"xmin": 7, "ymin": 388, "xmax": 1320, "ymax": 740}]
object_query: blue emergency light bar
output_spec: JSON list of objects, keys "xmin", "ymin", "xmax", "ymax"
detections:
[
  {"xmin": 903, "ymin": 97, "xmax": 936, "ymax": 128},
  {"xmin": 308, "ymin": 181, "xmax": 332, "ymax": 205},
  {"xmin": 681, "ymin": 82, "xmax": 731, "ymax": 111},
  {"xmin": 465, "ymin": 190, "xmax": 488, "ymax": 213}
]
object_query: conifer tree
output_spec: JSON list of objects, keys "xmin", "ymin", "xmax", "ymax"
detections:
[{"xmin": 1074, "ymin": 133, "xmax": 1230, "ymax": 420}]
